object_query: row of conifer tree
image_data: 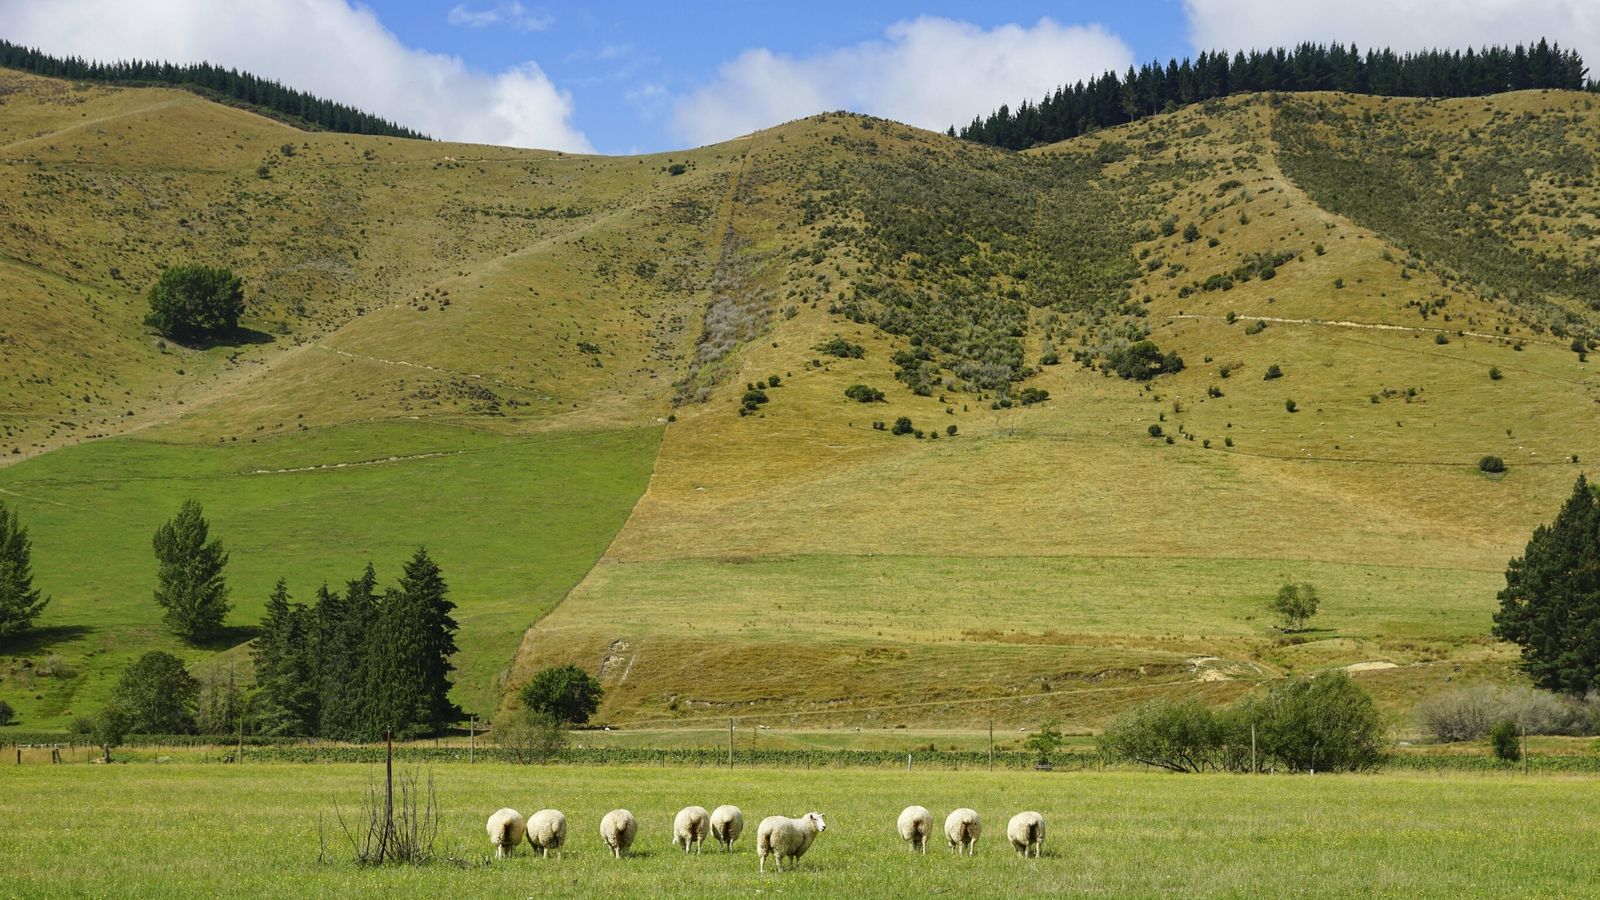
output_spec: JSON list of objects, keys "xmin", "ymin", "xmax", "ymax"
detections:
[
  {"xmin": 957, "ymin": 40, "xmax": 1592, "ymax": 150},
  {"xmin": 0, "ymin": 38, "xmax": 427, "ymax": 140}
]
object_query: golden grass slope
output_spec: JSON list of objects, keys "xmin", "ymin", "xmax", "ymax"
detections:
[{"xmin": 516, "ymin": 94, "xmax": 1599, "ymax": 731}]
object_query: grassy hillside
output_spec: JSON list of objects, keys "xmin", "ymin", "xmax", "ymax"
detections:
[
  {"xmin": 1, "ymin": 70, "xmax": 1597, "ymax": 735},
  {"xmin": 517, "ymin": 93, "xmax": 1598, "ymax": 732}
]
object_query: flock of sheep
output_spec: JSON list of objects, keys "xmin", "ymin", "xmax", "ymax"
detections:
[{"xmin": 486, "ymin": 805, "xmax": 1045, "ymax": 872}]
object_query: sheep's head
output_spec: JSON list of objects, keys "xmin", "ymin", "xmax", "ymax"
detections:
[{"xmin": 807, "ymin": 812, "xmax": 827, "ymax": 832}]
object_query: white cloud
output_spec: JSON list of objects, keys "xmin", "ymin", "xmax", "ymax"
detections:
[
  {"xmin": 0, "ymin": 0, "xmax": 591, "ymax": 152},
  {"xmin": 447, "ymin": 2, "xmax": 552, "ymax": 32},
  {"xmin": 670, "ymin": 16, "xmax": 1133, "ymax": 147},
  {"xmin": 1184, "ymin": 0, "xmax": 1600, "ymax": 68}
]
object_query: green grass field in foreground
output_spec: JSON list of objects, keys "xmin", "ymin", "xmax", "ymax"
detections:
[
  {"xmin": 0, "ymin": 763, "xmax": 1596, "ymax": 897},
  {"xmin": 0, "ymin": 422, "xmax": 660, "ymax": 725}
]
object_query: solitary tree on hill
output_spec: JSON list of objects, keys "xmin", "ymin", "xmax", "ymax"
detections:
[
  {"xmin": 144, "ymin": 264, "xmax": 245, "ymax": 340},
  {"xmin": 520, "ymin": 664, "xmax": 603, "ymax": 725},
  {"xmin": 1271, "ymin": 582, "xmax": 1320, "ymax": 632},
  {"xmin": 151, "ymin": 500, "xmax": 231, "ymax": 642},
  {"xmin": 1493, "ymin": 475, "xmax": 1600, "ymax": 694},
  {"xmin": 0, "ymin": 500, "xmax": 49, "ymax": 644}
]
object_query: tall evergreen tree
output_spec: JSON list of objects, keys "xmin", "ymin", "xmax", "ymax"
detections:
[
  {"xmin": 398, "ymin": 548, "xmax": 462, "ymax": 732},
  {"xmin": 0, "ymin": 500, "xmax": 49, "ymax": 644},
  {"xmin": 151, "ymin": 500, "xmax": 231, "ymax": 642},
  {"xmin": 1493, "ymin": 476, "xmax": 1600, "ymax": 693}
]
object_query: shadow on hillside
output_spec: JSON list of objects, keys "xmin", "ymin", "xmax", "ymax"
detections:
[
  {"xmin": 161, "ymin": 327, "xmax": 277, "ymax": 350},
  {"xmin": 187, "ymin": 624, "xmax": 261, "ymax": 651},
  {"xmin": 3, "ymin": 624, "xmax": 94, "ymax": 657}
]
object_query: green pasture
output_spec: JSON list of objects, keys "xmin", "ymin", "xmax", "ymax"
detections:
[
  {"xmin": 0, "ymin": 421, "xmax": 660, "ymax": 726},
  {"xmin": 1, "ymin": 762, "xmax": 1596, "ymax": 897}
]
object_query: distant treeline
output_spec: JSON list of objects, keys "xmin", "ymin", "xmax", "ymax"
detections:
[
  {"xmin": 0, "ymin": 38, "xmax": 428, "ymax": 140},
  {"xmin": 957, "ymin": 41, "xmax": 1591, "ymax": 150}
]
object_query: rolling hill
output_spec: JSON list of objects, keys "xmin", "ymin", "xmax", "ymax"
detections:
[{"xmin": 0, "ymin": 68, "xmax": 1596, "ymax": 735}]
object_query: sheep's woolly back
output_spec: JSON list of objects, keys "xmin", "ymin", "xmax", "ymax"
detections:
[
  {"xmin": 944, "ymin": 808, "xmax": 982, "ymax": 854},
  {"xmin": 486, "ymin": 808, "xmax": 526, "ymax": 859},
  {"xmin": 600, "ymin": 809, "xmax": 638, "ymax": 857},
  {"xmin": 526, "ymin": 809, "xmax": 568, "ymax": 855},
  {"xmin": 756, "ymin": 812, "xmax": 825, "ymax": 872},
  {"xmin": 1007, "ymin": 811, "xmax": 1045, "ymax": 857},
  {"xmin": 710, "ymin": 805, "xmax": 744, "ymax": 848},
  {"xmin": 897, "ymin": 806, "xmax": 932, "ymax": 848},
  {"xmin": 673, "ymin": 806, "xmax": 711, "ymax": 851}
]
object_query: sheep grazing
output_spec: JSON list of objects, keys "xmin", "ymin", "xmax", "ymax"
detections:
[
  {"xmin": 945, "ymin": 808, "xmax": 982, "ymax": 856},
  {"xmin": 600, "ymin": 808, "xmax": 638, "ymax": 858},
  {"xmin": 673, "ymin": 805, "xmax": 711, "ymax": 854},
  {"xmin": 710, "ymin": 805, "xmax": 744, "ymax": 852},
  {"xmin": 525, "ymin": 809, "xmax": 568, "ymax": 859},
  {"xmin": 897, "ymin": 805, "xmax": 933, "ymax": 854},
  {"xmin": 756, "ymin": 812, "xmax": 827, "ymax": 873},
  {"xmin": 486, "ymin": 808, "xmax": 526, "ymax": 860},
  {"xmin": 1007, "ymin": 811, "xmax": 1046, "ymax": 858}
]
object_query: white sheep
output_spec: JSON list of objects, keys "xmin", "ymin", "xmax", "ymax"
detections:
[
  {"xmin": 600, "ymin": 808, "xmax": 638, "ymax": 858},
  {"xmin": 673, "ymin": 805, "xmax": 711, "ymax": 854},
  {"xmin": 945, "ymin": 808, "xmax": 981, "ymax": 856},
  {"xmin": 486, "ymin": 808, "xmax": 526, "ymax": 859},
  {"xmin": 1007, "ymin": 811, "xmax": 1045, "ymax": 858},
  {"xmin": 897, "ymin": 805, "xmax": 933, "ymax": 853},
  {"xmin": 756, "ymin": 812, "xmax": 826, "ymax": 873},
  {"xmin": 525, "ymin": 808, "xmax": 568, "ymax": 859},
  {"xmin": 710, "ymin": 805, "xmax": 744, "ymax": 852}
]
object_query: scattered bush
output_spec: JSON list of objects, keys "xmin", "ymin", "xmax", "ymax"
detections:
[
  {"xmin": 1489, "ymin": 366, "xmax": 1503, "ymax": 380},
  {"xmin": 0, "ymin": 698, "xmax": 13, "ymax": 726},
  {"xmin": 1285, "ymin": 398, "xmax": 1298, "ymax": 413},
  {"xmin": 891, "ymin": 416, "xmax": 914, "ymax": 436},
  {"xmin": 1479, "ymin": 455, "xmax": 1506, "ymax": 473},
  {"xmin": 1106, "ymin": 341, "xmax": 1184, "ymax": 381},
  {"xmin": 816, "ymin": 337, "xmax": 866, "ymax": 359},
  {"xmin": 1018, "ymin": 387, "xmax": 1050, "ymax": 405},
  {"xmin": 1263, "ymin": 364, "xmax": 1283, "ymax": 380},
  {"xmin": 1148, "ymin": 424, "xmax": 1163, "ymax": 438},
  {"xmin": 844, "ymin": 384, "xmax": 885, "ymax": 403},
  {"xmin": 1182, "ymin": 223, "xmax": 1201, "ymax": 242},
  {"xmin": 945, "ymin": 424, "xmax": 958, "ymax": 436}
]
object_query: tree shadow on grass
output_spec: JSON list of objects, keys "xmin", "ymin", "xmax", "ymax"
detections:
[
  {"xmin": 160, "ymin": 326, "xmax": 277, "ymax": 350},
  {"xmin": 2, "ymin": 624, "xmax": 94, "ymax": 656},
  {"xmin": 186, "ymin": 624, "xmax": 260, "ymax": 652}
]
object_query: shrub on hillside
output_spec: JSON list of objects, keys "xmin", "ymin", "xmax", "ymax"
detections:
[
  {"xmin": 816, "ymin": 337, "xmax": 865, "ymax": 359},
  {"xmin": 0, "ymin": 699, "xmax": 14, "ymax": 726},
  {"xmin": 891, "ymin": 416, "xmax": 914, "ymax": 436},
  {"xmin": 1018, "ymin": 387, "xmax": 1050, "ymax": 405},
  {"xmin": 144, "ymin": 265, "xmax": 245, "ymax": 340},
  {"xmin": 844, "ymin": 384, "xmax": 885, "ymax": 403},
  {"xmin": 1479, "ymin": 455, "xmax": 1506, "ymax": 473},
  {"xmin": 1270, "ymin": 582, "xmax": 1319, "ymax": 631},
  {"xmin": 1105, "ymin": 341, "xmax": 1184, "ymax": 381}
]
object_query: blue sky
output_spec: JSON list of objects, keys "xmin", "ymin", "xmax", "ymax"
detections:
[
  {"xmin": 3, "ymin": 1, "xmax": 1596, "ymax": 154},
  {"xmin": 373, "ymin": 1, "xmax": 1191, "ymax": 152}
]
